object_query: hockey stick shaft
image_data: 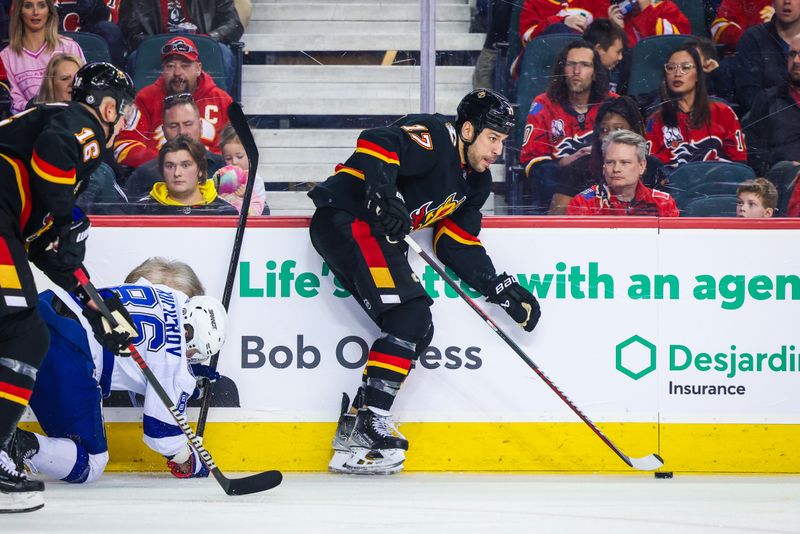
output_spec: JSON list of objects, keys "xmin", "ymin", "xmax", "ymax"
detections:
[
  {"xmin": 403, "ymin": 235, "xmax": 663, "ymax": 471},
  {"xmin": 73, "ymin": 270, "xmax": 282, "ymax": 495},
  {"xmin": 196, "ymin": 102, "xmax": 259, "ymax": 438}
]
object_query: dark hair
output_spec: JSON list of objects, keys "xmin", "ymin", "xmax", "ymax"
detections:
[
  {"xmin": 583, "ymin": 19, "xmax": 628, "ymax": 50},
  {"xmin": 162, "ymin": 92, "xmax": 199, "ymax": 122},
  {"xmin": 588, "ymin": 96, "xmax": 645, "ymax": 176},
  {"xmin": 658, "ymin": 44, "xmax": 710, "ymax": 130},
  {"xmin": 685, "ymin": 35, "xmax": 717, "ymax": 62},
  {"xmin": 546, "ymin": 40, "xmax": 609, "ymax": 108},
  {"xmin": 158, "ymin": 134, "xmax": 208, "ymax": 184}
]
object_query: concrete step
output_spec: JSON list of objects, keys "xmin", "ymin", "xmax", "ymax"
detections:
[
  {"xmin": 254, "ymin": 128, "xmax": 361, "ymax": 148},
  {"xmin": 265, "ymin": 191, "xmax": 497, "ymax": 216},
  {"xmin": 248, "ymin": 21, "xmax": 469, "ymax": 34},
  {"xmin": 242, "ymin": 32, "xmax": 485, "ymax": 52},
  {"xmin": 252, "ymin": 3, "xmax": 470, "ymax": 21},
  {"xmin": 242, "ymin": 65, "xmax": 473, "ymax": 83},
  {"xmin": 242, "ymin": 82, "xmax": 470, "ymax": 99},
  {"xmin": 242, "ymin": 94, "xmax": 463, "ymax": 115}
]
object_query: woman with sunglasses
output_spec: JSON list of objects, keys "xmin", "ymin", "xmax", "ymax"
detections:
[{"xmin": 645, "ymin": 43, "xmax": 747, "ymax": 169}]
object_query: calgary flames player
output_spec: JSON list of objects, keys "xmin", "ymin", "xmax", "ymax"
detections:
[{"xmin": 308, "ymin": 89, "xmax": 542, "ymax": 475}]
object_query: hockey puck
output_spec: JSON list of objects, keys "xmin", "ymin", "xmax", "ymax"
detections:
[{"xmin": 654, "ymin": 471, "xmax": 673, "ymax": 479}]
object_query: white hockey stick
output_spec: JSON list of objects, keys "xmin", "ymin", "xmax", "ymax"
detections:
[{"xmin": 404, "ymin": 234, "xmax": 664, "ymax": 471}]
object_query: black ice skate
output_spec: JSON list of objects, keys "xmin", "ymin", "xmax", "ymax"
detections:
[
  {"xmin": 343, "ymin": 407, "xmax": 408, "ymax": 475},
  {"xmin": 9, "ymin": 429, "xmax": 40, "ymax": 473},
  {"xmin": 0, "ymin": 449, "xmax": 44, "ymax": 514},
  {"xmin": 328, "ymin": 388, "xmax": 366, "ymax": 473}
]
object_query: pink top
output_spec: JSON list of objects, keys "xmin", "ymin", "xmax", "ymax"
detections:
[{"xmin": 0, "ymin": 37, "xmax": 85, "ymax": 114}]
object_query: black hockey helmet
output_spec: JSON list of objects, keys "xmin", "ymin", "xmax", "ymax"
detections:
[
  {"xmin": 456, "ymin": 89, "xmax": 515, "ymax": 137},
  {"xmin": 72, "ymin": 62, "xmax": 136, "ymax": 121}
]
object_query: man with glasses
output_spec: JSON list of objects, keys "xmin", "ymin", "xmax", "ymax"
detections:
[
  {"xmin": 114, "ymin": 36, "xmax": 232, "ymax": 170},
  {"xmin": 520, "ymin": 40, "xmax": 615, "ymax": 212}
]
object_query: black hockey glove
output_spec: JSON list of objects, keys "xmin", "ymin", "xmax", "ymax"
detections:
[
  {"xmin": 81, "ymin": 293, "xmax": 139, "ymax": 356},
  {"xmin": 486, "ymin": 273, "xmax": 541, "ymax": 332},
  {"xmin": 28, "ymin": 248, "xmax": 85, "ymax": 291},
  {"xmin": 366, "ymin": 183, "xmax": 411, "ymax": 242},
  {"xmin": 189, "ymin": 364, "xmax": 220, "ymax": 401},
  {"xmin": 53, "ymin": 210, "xmax": 91, "ymax": 269}
]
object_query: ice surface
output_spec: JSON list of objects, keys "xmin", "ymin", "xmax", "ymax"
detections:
[{"xmin": 4, "ymin": 473, "xmax": 800, "ymax": 533}]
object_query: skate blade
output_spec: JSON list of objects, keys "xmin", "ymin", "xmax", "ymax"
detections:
[
  {"xmin": 328, "ymin": 450, "xmax": 352, "ymax": 473},
  {"xmin": 0, "ymin": 490, "xmax": 44, "ymax": 514},
  {"xmin": 341, "ymin": 448, "xmax": 405, "ymax": 475}
]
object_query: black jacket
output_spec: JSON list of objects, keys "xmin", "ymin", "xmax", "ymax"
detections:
[
  {"xmin": 734, "ymin": 17, "xmax": 789, "ymax": 113},
  {"xmin": 744, "ymin": 82, "xmax": 800, "ymax": 175},
  {"xmin": 120, "ymin": 0, "xmax": 244, "ymax": 50}
]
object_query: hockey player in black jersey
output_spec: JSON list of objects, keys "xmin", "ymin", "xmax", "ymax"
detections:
[
  {"xmin": 308, "ymin": 89, "xmax": 542, "ymax": 475},
  {"xmin": 0, "ymin": 62, "xmax": 138, "ymax": 513}
]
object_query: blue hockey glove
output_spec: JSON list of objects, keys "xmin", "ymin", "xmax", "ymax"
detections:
[{"xmin": 486, "ymin": 273, "xmax": 541, "ymax": 332}]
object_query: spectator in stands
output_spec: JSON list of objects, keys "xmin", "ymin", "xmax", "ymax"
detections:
[
  {"xmin": 735, "ymin": 0, "xmax": 800, "ymax": 112},
  {"xmin": 520, "ymin": 40, "xmax": 613, "ymax": 212},
  {"xmin": 114, "ymin": 36, "xmax": 232, "ymax": 169},
  {"xmin": 583, "ymin": 18, "xmax": 628, "ymax": 93},
  {"xmin": 55, "ymin": 0, "xmax": 127, "ymax": 67},
  {"xmin": 784, "ymin": 169, "xmax": 800, "ymax": 216},
  {"xmin": 216, "ymin": 123, "xmax": 268, "ymax": 215},
  {"xmin": 608, "ymin": 0, "xmax": 690, "ymax": 47},
  {"xmin": 473, "ymin": 0, "xmax": 512, "ymax": 89},
  {"xmin": 550, "ymin": 96, "xmax": 664, "ymax": 213},
  {"xmin": 567, "ymin": 129, "xmax": 679, "ymax": 215},
  {"xmin": 33, "ymin": 52, "xmax": 83, "ymax": 104},
  {"xmin": 133, "ymin": 135, "xmax": 236, "ymax": 214},
  {"xmin": 743, "ymin": 33, "xmax": 800, "ymax": 176},
  {"xmin": 646, "ymin": 44, "xmax": 747, "ymax": 169},
  {"xmin": 0, "ymin": 0, "xmax": 85, "ymax": 114},
  {"xmin": 119, "ymin": 0, "xmax": 243, "ymax": 90},
  {"xmin": 712, "ymin": 0, "xmax": 774, "ymax": 53},
  {"xmin": 736, "ymin": 178, "xmax": 778, "ymax": 217},
  {"xmin": 124, "ymin": 93, "xmax": 225, "ymax": 198}
]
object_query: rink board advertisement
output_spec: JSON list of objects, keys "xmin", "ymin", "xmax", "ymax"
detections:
[{"xmin": 28, "ymin": 217, "xmax": 800, "ymax": 473}]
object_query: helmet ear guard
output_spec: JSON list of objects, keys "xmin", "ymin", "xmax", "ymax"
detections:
[
  {"xmin": 72, "ymin": 62, "xmax": 136, "ymax": 128},
  {"xmin": 182, "ymin": 296, "xmax": 227, "ymax": 364}
]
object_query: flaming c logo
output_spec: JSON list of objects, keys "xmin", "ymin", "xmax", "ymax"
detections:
[{"xmin": 410, "ymin": 192, "xmax": 466, "ymax": 229}]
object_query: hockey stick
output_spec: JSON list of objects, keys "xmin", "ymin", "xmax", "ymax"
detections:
[
  {"xmin": 403, "ymin": 235, "xmax": 664, "ymax": 471},
  {"xmin": 73, "ymin": 269, "xmax": 283, "ymax": 495},
  {"xmin": 195, "ymin": 102, "xmax": 259, "ymax": 438}
]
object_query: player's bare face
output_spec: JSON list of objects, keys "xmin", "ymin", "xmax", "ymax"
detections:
[
  {"xmin": 603, "ymin": 142, "xmax": 645, "ymax": 196},
  {"xmin": 21, "ymin": 0, "xmax": 48, "ymax": 33},
  {"xmin": 53, "ymin": 60, "xmax": 80, "ymax": 102},
  {"xmin": 162, "ymin": 58, "xmax": 201, "ymax": 94},
  {"xmin": 223, "ymin": 141, "xmax": 249, "ymax": 171},
  {"xmin": 467, "ymin": 128, "xmax": 507, "ymax": 172},
  {"xmin": 564, "ymin": 48, "xmax": 595, "ymax": 96},
  {"xmin": 163, "ymin": 149, "xmax": 201, "ymax": 200},
  {"xmin": 665, "ymin": 51, "xmax": 697, "ymax": 96},
  {"xmin": 163, "ymin": 103, "xmax": 202, "ymax": 142}
]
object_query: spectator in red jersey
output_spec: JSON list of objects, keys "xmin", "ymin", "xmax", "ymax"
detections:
[
  {"xmin": 711, "ymin": 0, "xmax": 774, "ymax": 53},
  {"xmin": 645, "ymin": 43, "xmax": 746, "ymax": 169},
  {"xmin": 55, "ymin": 0, "xmax": 126, "ymax": 67},
  {"xmin": 114, "ymin": 36, "xmax": 232, "ymax": 170},
  {"xmin": 568, "ymin": 129, "xmax": 679, "ymax": 216},
  {"xmin": 734, "ymin": 0, "xmax": 800, "ymax": 113},
  {"xmin": 520, "ymin": 40, "xmax": 614, "ymax": 212},
  {"xmin": 607, "ymin": 0, "xmax": 691, "ymax": 47}
]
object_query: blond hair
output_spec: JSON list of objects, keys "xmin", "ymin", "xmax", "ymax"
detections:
[
  {"xmin": 35, "ymin": 53, "xmax": 84, "ymax": 104},
  {"xmin": 124, "ymin": 257, "xmax": 206, "ymax": 298},
  {"xmin": 737, "ymin": 178, "xmax": 778, "ymax": 210},
  {"xmin": 8, "ymin": 0, "xmax": 61, "ymax": 54}
]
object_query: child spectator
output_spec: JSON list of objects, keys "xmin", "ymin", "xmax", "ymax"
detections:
[
  {"xmin": 646, "ymin": 43, "xmax": 746, "ymax": 168},
  {"xmin": 134, "ymin": 134, "xmax": 237, "ymax": 215},
  {"xmin": 215, "ymin": 124, "xmax": 268, "ymax": 215},
  {"xmin": 608, "ymin": 0, "xmax": 690, "ymax": 46},
  {"xmin": 568, "ymin": 129, "xmax": 678, "ymax": 216},
  {"xmin": 583, "ymin": 18, "xmax": 629, "ymax": 93},
  {"xmin": 0, "ymin": 0, "xmax": 85, "ymax": 114},
  {"xmin": 736, "ymin": 178, "xmax": 778, "ymax": 217}
]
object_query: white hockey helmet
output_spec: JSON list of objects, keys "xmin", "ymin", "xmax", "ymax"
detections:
[{"xmin": 182, "ymin": 295, "xmax": 227, "ymax": 363}]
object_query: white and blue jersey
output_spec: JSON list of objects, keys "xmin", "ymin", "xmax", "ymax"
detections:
[{"xmin": 28, "ymin": 279, "xmax": 197, "ymax": 483}]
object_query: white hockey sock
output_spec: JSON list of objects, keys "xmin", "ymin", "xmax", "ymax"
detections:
[{"xmin": 29, "ymin": 434, "xmax": 77, "ymax": 481}]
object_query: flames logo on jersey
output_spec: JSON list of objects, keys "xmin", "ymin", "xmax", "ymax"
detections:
[
  {"xmin": 410, "ymin": 192, "xmax": 467, "ymax": 229},
  {"xmin": 670, "ymin": 136, "xmax": 723, "ymax": 165},
  {"xmin": 554, "ymin": 131, "xmax": 593, "ymax": 158},
  {"xmin": 550, "ymin": 119, "xmax": 566, "ymax": 142}
]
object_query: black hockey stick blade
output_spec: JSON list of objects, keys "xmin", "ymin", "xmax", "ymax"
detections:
[
  {"xmin": 216, "ymin": 469, "xmax": 283, "ymax": 496},
  {"xmin": 73, "ymin": 270, "xmax": 283, "ymax": 494},
  {"xmin": 403, "ymin": 236, "xmax": 665, "ymax": 471}
]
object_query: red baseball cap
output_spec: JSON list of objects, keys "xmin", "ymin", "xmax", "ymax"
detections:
[{"xmin": 161, "ymin": 37, "xmax": 199, "ymax": 62}]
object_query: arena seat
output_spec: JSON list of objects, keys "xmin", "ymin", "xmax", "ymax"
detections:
[
  {"xmin": 663, "ymin": 161, "xmax": 755, "ymax": 207},
  {"xmin": 62, "ymin": 31, "xmax": 111, "ymax": 64},
  {"xmin": 680, "ymin": 195, "xmax": 737, "ymax": 217},
  {"xmin": 627, "ymin": 34, "xmax": 688, "ymax": 96},
  {"xmin": 672, "ymin": 0, "xmax": 710, "ymax": 37}
]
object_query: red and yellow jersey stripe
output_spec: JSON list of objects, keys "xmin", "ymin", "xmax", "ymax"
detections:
[
  {"xmin": 31, "ymin": 149, "xmax": 76, "ymax": 185},
  {"xmin": 0, "ymin": 153, "xmax": 31, "ymax": 229},
  {"xmin": 366, "ymin": 350, "xmax": 413, "ymax": 376},
  {"xmin": 0, "ymin": 380, "xmax": 32, "ymax": 406},
  {"xmin": 334, "ymin": 164, "xmax": 365, "ymax": 181},
  {"xmin": 0, "ymin": 237, "xmax": 22, "ymax": 290},
  {"xmin": 434, "ymin": 218, "xmax": 483, "ymax": 253},
  {"xmin": 351, "ymin": 220, "xmax": 396, "ymax": 289},
  {"xmin": 355, "ymin": 139, "xmax": 400, "ymax": 166}
]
